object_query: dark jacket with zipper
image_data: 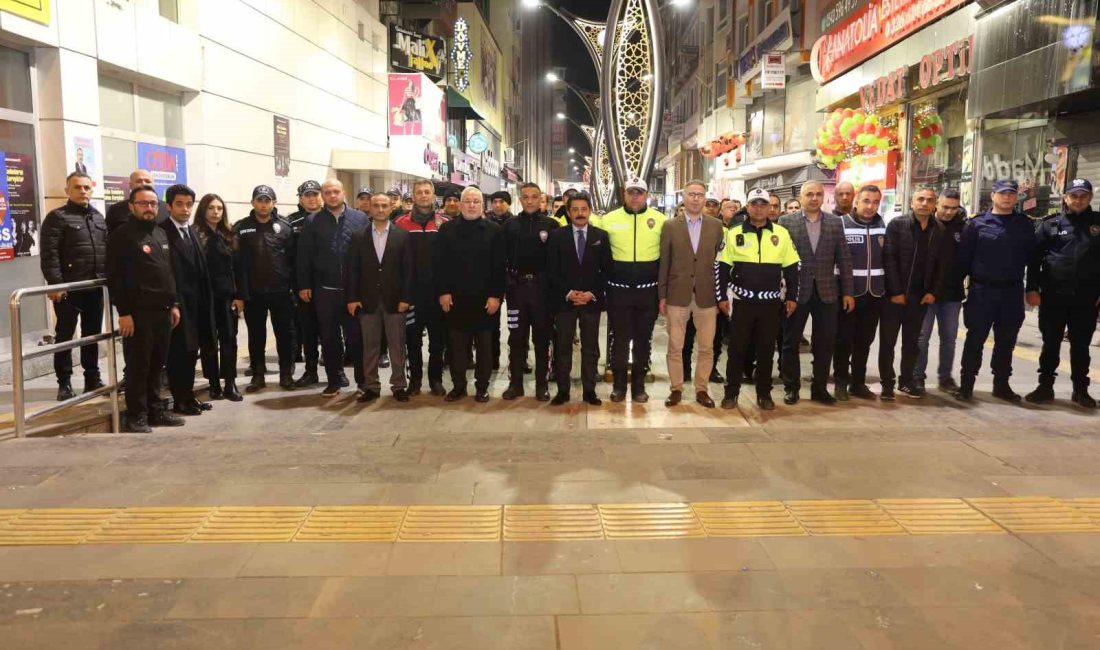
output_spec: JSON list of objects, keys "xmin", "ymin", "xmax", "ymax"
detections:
[
  {"xmin": 937, "ymin": 212, "xmax": 967, "ymax": 302},
  {"xmin": 883, "ymin": 212, "xmax": 947, "ymax": 298},
  {"xmin": 195, "ymin": 226, "xmax": 237, "ymax": 301},
  {"xmin": 503, "ymin": 210, "xmax": 560, "ymax": 279},
  {"xmin": 1027, "ymin": 207, "xmax": 1100, "ymax": 299},
  {"xmin": 840, "ymin": 212, "xmax": 886, "ymax": 297},
  {"xmin": 40, "ymin": 201, "xmax": 107, "ymax": 284},
  {"xmin": 105, "ymin": 218, "xmax": 176, "ymax": 316},
  {"xmin": 233, "ymin": 210, "xmax": 294, "ymax": 300},
  {"xmin": 296, "ymin": 204, "xmax": 368, "ymax": 291}
]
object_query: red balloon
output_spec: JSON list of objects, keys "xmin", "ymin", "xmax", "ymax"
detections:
[
  {"xmin": 842, "ymin": 108, "xmax": 854, "ymax": 118},
  {"xmin": 919, "ymin": 126, "xmax": 933, "ymax": 139},
  {"xmin": 921, "ymin": 145, "xmax": 935, "ymax": 155},
  {"xmin": 877, "ymin": 127, "xmax": 890, "ymax": 139}
]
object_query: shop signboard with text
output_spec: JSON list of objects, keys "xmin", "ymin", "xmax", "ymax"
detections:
[
  {"xmin": 136, "ymin": 143, "xmax": 187, "ymax": 199},
  {"xmin": 737, "ymin": 10, "xmax": 794, "ymax": 81},
  {"xmin": 389, "ymin": 25, "xmax": 446, "ymax": 81},
  {"xmin": 812, "ymin": 0, "xmax": 970, "ymax": 83}
]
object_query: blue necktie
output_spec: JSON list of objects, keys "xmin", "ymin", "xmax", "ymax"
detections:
[{"xmin": 576, "ymin": 229, "xmax": 585, "ymax": 264}]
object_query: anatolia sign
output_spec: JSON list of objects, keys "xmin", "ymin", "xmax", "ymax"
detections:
[{"xmin": 813, "ymin": 0, "xmax": 969, "ymax": 83}]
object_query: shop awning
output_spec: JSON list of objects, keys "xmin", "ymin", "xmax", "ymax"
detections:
[{"xmin": 331, "ymin": 148, "xmax": 435, "ymax": 180}]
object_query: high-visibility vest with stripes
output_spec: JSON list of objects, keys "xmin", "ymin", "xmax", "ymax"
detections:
[
  {"xmin": 719, "ymin": 220, "xmax": 800, "ymax": 302},
  {"xmin": 600, "ymin": 206, "xmax": 667, "ymax": 289},
  {"xmin": 840, "ymin": 213, "xmax": 886, "ymax": 297}
]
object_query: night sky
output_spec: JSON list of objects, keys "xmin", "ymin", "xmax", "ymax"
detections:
[{"xmin": 545, "ymin": 1, "xmax": 610, "ymax": 131}]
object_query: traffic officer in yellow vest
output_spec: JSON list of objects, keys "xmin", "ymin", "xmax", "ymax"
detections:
[
  {"xmin": 718, "ymin": 188, "xmax": 801, "ymax": 411},
  {"xmin": 601, "ymin": 177, "xmax": 667, "ymax": 402}
]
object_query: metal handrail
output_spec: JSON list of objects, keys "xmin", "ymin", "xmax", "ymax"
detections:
[{"xmin": 9, "ymin": 279, "xmax": 120, "ymax": 437}]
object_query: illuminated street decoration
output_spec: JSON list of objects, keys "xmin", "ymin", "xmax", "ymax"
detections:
[
  {"xmin": 592, "ymin": 122, "xmax": 615, "ymax": 211},
  {"xmin": 451, "ymin": 18, "xmax": 472, "ymax": 91},
  {"xmin": 602, "ymin": 0, "xmax": 665, "ymax": 186},
  {"xmin": 579, "ymin": 124, "xmax": 597, "ymax": 147}
]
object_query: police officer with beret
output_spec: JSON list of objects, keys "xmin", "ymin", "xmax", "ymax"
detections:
[
  {"xmin": 233, "ymin": 185, "xmax": 297, "ymax": 392},
  {"xmin": 1024, "ymin": 178, "xmax": 1100, "ymax": 408},
  {"xmin": 955, "ymin": 179, "xmax": 1037, "ymax": 402}
]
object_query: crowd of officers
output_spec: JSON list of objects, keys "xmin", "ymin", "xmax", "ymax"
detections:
[{"xmin": 38, "ymin": 165, "xmax": 1100, "ymax": 432}]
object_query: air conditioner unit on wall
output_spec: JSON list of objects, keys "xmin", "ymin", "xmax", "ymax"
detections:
[{"xmin": 503, "ymin": 148, "xmax": 516, "ymax": 165}]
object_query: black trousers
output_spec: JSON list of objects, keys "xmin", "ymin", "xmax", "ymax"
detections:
[
  {"xmin": 406, "ymin": 305, "xmax": 447, "ymax": 387},
  {"xmin": 167, "ymin": 329, "xmax": 198, "ymax": 405},
  {"xmin": 1038, "ymin": 293, "xmax": 1099, "ymax": 387},
  {"xmin": 126, "ymin": 307, "xmax": 171, "ymax": 419},
  {"xmin": 878, "ymin": 296, "xmax": 928, "ymax": 389},
  {"xmin": 683, "ymin": 311, "xmax": 725, "ymax": 377},
  {"xmin": 960, "ymin": 285, "xmax": 1025, "ymax": 383},
  {"xmin": 201, "ymin": 299, "xmax": 238, "ymax": 382},
  {"xmin": 726, "ymin": 301, "xmax": 782, "ymax": 397},
  {"xmin": 781, "ymin": 287, "xmax": 838, "ymax": 392},
  {"xmin": 555, "ymin": 308, "xmax": 601, "ymax": 394},
  {"xmin": 607, "ymin": 287, "xmax": 658, "ymax": 386},
  {"xmin": 53, "ymin": 290, "xmax": 104, "ymax": 383},
  {"xmin": 449, "ymin": 328, "xmax": 492, "ymax": 393},
  {"xmin": 294, "ymin": 296, "xmax": 320, "ymax": 373},
  {"xmin": 506, "ymin": 280, "xmax": 551, "ymax": 388},
  {"xmin": 314, "ymin": 287, "xmax": 363, "ymax": 387},
  {"xmin": 835, "ymin": 294, "xmax": 883, "ymax": 387},
  {"xmin": 741, "ymin": 305, "xmax": 784, "ymax": 381},
  {"xmin": 243, "ymin": 291, "xmax": 295, "ymax": 375}
]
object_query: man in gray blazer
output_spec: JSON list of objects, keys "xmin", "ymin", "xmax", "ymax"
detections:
[
  {"xmin": 778, "ymin": 181, "xmax": 855, "ymax": 405},
  {"xmin": 658, "ymin": 180, "xmax": 726, "ymax": 408}
]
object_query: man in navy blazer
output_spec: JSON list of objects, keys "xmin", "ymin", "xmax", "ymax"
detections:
[{"xmin": 545, "ymin": 193, "xmax": 612, "ymax": 405}]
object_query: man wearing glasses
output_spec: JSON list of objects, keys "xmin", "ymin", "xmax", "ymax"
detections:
[{"xmin": 914, "ymin": 189, "xmax": 967, "ymax": 393}]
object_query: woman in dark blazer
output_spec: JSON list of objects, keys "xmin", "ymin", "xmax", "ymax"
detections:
[{"xmin": 193, "ymin": 193, "xmax": 242, "ymax": 401}]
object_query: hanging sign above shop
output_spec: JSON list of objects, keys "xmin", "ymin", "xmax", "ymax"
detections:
[
  {"xmin": 467, "ymin": 132, "xmax": 489, "ymax": 155},
  {"xmin": 736, "ymin": 10, "xmax": 794, "ymax": 81},
  {"xmin": 390, "ymin": 25, "xmax": 446, "ymax": 81},
  {"xmin": 761, "ymin": 53, "xmax": 787, "ymax": 89},
  {"xmin": 812, "ymin": 0, "xmax": 970, "ymax": 83},
  {"xmin": 451, "ymin": 18, "xmax": 472, "ymax": 91},
  {"xmin": 859, "ymin": 36, "xmax": 974, "ymax": 112}
]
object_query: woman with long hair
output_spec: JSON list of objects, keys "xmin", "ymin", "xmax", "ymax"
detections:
[{"xmin": 193, "ymin": 193, "xmax": 242, "ymax": 401}]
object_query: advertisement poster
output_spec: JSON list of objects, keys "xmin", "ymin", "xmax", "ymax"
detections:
[
  {"xmin": 136, "ymin": 142, "xmax": 187, "ymax": 199},
  {"xmin": 103, "ymin": 175, "xmax": 129, "ymax": 212},
  {"xmin": 0, "ymin": 150, "xmax": 13, "ymax": 261},
  {"xmin": 6, "ymin": 151, "xmax": 39, "ymax": 258},
  {"xmin": 273, "ymin": 115, "xmax": 290, "ymax": 177},
  {"xmin": 389, "ymin": 73, "xmax": 423, "ymax": 136},
  {"xmin": 71, "ymin": 136, "xmax": 96, "ymax": 177},
  {"xmin": 0, "ymin": 0, "xmax": 50, "ymax": 25},
  {"xmin": 389, "ymin": 25, "xmax": 446, "ymax": 81},
  {"xmin": 761, "ymin": 52, "xmax": 786, "ymax": 89},
  {"xmin": 480, "ymin": 26, "xmax": 497, "ymax": 111}
]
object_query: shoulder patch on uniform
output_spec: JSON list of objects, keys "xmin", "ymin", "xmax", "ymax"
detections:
[
  {"xmin": 142, "ymin": 244, "xmax": 152, "ymax": 254},
  {"xmin": 1091, "ymin": 224, "xmax": 1100, "ymax": 236},
  {"xmin": 735, "ymin": 233, "xmax": 745, "ymax": 247},
  {"xmin": 273, "ymin": 223, "xmax": 282, "ymax": 233},
  {"xmin": 954, "ymin": 232, "xmax": 961, "ymax": 242},
  {"xmin": 647, "ymin": 218, "xmax": 656, "ymax": 229},
  {"xmin": 539, "ymin": 230, "xmax": 548, "ymax": 242},
  {"xmin": 771, "ymin": 235, "xmax": 779, "ymax": 246}
]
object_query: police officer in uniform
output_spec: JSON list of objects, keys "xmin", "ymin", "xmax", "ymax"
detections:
[
  {"xmin": 833, "ymin": 185, "xmax": 887, "ymax": 400},
  {"xmin": 106, "ymin": 185, "xmax": 184, "ymax": 433},
  {"xmin": 501, "ymin": 182, "xmax": 560, "ymax": 400},
  {"xmin": 233, "ymin": 185, "xmax": 297, "ymax": 392},
  {"xmin": 602, "ymin": 178, "xmax": 667, "ymax": 402},
  {"xmin": 1024, "ymin": 178, "xmax": 1100, "ymax": 407},
  {"xmin": 954, "ymin": 179, "xmax": 1037, "ymax": 402},
  {"xmin": 288, "ymin": 180, "xmax": 323, "ymax": 388},
  {"xmin": 718, "ymin": 189, "xmax": 800, "ymax": 411}
]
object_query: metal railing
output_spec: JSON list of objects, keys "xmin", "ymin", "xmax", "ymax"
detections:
[{"xmin": 9, "ymin": 279, "xmax": 120, "ymax": 437}]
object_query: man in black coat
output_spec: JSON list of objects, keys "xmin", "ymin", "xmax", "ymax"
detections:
[
  {"xmin": 159, "ymin": 184, "xmax": 215, "ymax": 416},
  {"xmin": 106, "ymin": 185, "xmax": 184, "ymax": 433},
  {"xmin": 346, "ymin": 193, "xmax": 414, "ymax": 403},
  {"xmin": 545, "ymin": 193, "xmax": 611, "ymax": 405},
  {"xmin": 105, "ymin": 169, "xmax": 168, "ymax": 235},
  {"xmin": 434, "ymin": 186, "xmax": 506, "ymax": 402},
  {"xmin": 39, "ymin": 172, "xmax": 108, "ymax": 401}
]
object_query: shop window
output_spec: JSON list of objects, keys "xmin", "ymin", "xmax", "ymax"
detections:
[
  {"xmin": 736, "ymin": 16, "xmax": 748, "ymax": 53},
  {"xmin": 137, "ymin": 86, "xmax": 183, "ymax": 140},
  {"xmin": 783, "ymin": 80, "xmax": 819, "ymax": 152},
  {"xmin": 99, "ymin": 76, "xmax": 136, "ymax": 132},
  {"xmin": 979, "ymin": 118, "xmax": 1055, "ymax": 218},
  {"xmin": 0, "ymin": 46, "xmax": 32, "ymax": 113},
  {"xmin": 715, "ymin": 64, "xmax": 727, "ymax": 111},
  {"xmin": 718, "ymin": 0, "xmax": 729, "ymax": 27},
  {"xmin": 907, "ymin": 87, "xmax": 968, "ymax": 198},
  {"xmin": 102, "ymin": 136, "xmax": 138, "ymax": 179},
  {"xmin": 763, "ymin": 94, "xmax": 784, "ymax": 158}
]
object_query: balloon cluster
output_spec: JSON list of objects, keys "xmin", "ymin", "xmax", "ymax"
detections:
[
  {"xmin": 815, "ymin": 108, "xmax": 897, "ymax": 170},
  {"xmin": 912, "ymin": 106, "xmax": 945, "ymax": 157},
  {"xmin": 701, "ymin": 132, "xmax": 747, "ymax": 159}
]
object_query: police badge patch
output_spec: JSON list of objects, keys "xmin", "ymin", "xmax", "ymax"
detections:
[
  {"xmin": 647, "ymin": 218, "xmax": 656, "ymax": 229},
  {"xmin": 142, "ymin": 244, "xmax": 152, "ymax": 254},
  {"xmin": 771, "ymin": 235, "xmax": 780, "ymax": 246},
  {"xmin": 735, "ymin": 234, "xmax": 745, "ymax": 247},
  {"xmin": 273, "ymin": 223, "xmax": 282, "ymax": 233},
  {"xmin": 539, "ymin": 230, "xmax": 548, "ymax": 242},
  {"xmin": 954, "ymin": 232, "xmax": 961, "ymax": 242},
  {"xmin": 1091, "ymin": 224, "xmax": 1100, "ymax": 237}
]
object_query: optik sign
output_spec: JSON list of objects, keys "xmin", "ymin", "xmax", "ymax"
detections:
[{"xmin": 390, "ymin": 25, "xmax": 446, "ymax": 82}]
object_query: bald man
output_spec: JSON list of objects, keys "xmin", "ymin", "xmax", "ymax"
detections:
[
  {"xmin": 106, "ymin": 169, "xmax": 168, "ymax": 234},
  {"xmin": 833, "ymin": 182, "xmax": 856, "ymax": 218}
]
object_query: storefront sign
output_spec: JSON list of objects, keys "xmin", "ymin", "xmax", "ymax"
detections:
[
  {"xmin": 136, "ymin": 143, "xmax": 187, "ymax": 199},
  {"xmin": 761, "ymin": 53, "xmax": 786, "ymax": 89},
  {"xmin": 860, "ymin": 67, "xmax": 908, "ymax": 112},
  {"xmin": 0, "ymin": 0, "xmax": 50, "ymax": 24},
  {"xmin": 451, "ymin": 18, "xmax": 472, "ymax": 91},
  {"xmin": 389, "ymin": 25, "xmax": 446, "ymax": 81},
  {"xmin": 982, "ymin": 152, "xmax": 1045, "ymax": 186},
  {"xmin": 917, "ymin": 36, "xmax": 973, "ymax": 91},
  {"xmin": 737, "ymin": 10, "xmax": 794, "ymax": 80},
  {"xmin": 481, "ymin": 150, "xmax": 500, "ymax": 177},
  {"xmin": 6, "ymin": 152, "xmax": 39, "ymax": 258},
  {"xmin": 273, "ymin": 116, "xmax": 290, "ymax": 177},
  {"xmin": 812, "ymin": 0, "xmax": 969, "ymax": 83},
  {"xmin": 467, "ymin": 132, "xmax": 489, "ymax": 155}
]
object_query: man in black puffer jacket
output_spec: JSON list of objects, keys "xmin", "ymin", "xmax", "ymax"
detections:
[
  {"xmin": 915, "ymin": 189, "xmax": 967, "ymax": 393},
  {"xmin": 40, "ymin": 173, "xmax": 108, "ymax": 401},
  {"xmin": 880, "ymin": 186, "xmax": 947, "ymax": 400}
]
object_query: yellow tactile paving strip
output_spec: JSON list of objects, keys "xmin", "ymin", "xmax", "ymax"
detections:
[{"xmin": 0, "ymin": 498, "xmax": 1097, "ymax": 546}]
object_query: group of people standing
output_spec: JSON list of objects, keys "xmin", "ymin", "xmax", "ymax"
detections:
[{"xmin": 38, "ymin": 164, "xmax": 1100, "ymax": 432}]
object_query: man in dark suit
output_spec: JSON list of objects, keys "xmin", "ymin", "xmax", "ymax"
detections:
[
  {"xmin": 778, "ymin": 181, "xmax": 855, "ymax": 404},
  {"xmin": 346, "ymin": 193, "xmax": 414, "ymax": 403},
  {"xmin": 160, "ymin": 184, "xmax": 215, "ymax": 416},
  {"xmin": 546, "ymin": 193, "xmax": 611, "ymax": 405}
]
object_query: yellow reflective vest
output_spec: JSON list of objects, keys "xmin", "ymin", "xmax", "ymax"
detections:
[
  {"xmin": 718, "ymin": 220, "xmax": 801, "ymax": 302},
  {"xmin": 600, "ymin": 206, "xmax": 667, "ymax": 289}
]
